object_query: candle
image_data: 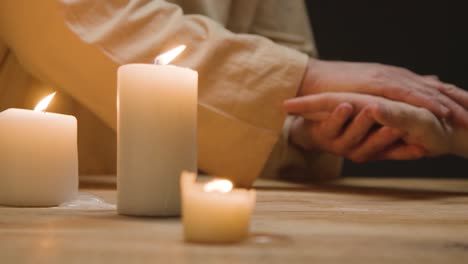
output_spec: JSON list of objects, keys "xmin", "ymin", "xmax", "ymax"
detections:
[
  {"xmin": 117, "ymin": 45, "xmax": 197, "ymax": 216},
  {"xmin": 181, "ymin": 171, "xmax": 256, "ymax": 243},
  {"xmin": 0, "ymin": 93, "xmax": 78, "ymax": 207}
]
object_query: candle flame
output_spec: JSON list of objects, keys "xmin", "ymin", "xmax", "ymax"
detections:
[
  {"xmin": 154, "ymin": 45, "xmax": 186, "ymax": 65},
  {"xmin": 203, "ymin": 179, "xmax": 233, "ymax": 193},
  {"xmin": 34, "ymin": 92, "xmax": 56, "ymax": 112}
]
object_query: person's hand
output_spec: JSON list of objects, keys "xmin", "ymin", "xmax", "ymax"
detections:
[
  {"xmin": 369, "ymin": 89, "xmax": 468, "ymax": 158},
  {"xmin": 436, "ymin": 81, "xmax": 468, "ymax": 127},
  {"xmin": 288, "ymin": 101, "xmax": 425, "ymax": 162},
  {"xmin": 298, "ymin": 58, "xmax": 468, "ymax": 126},
  {"xmin": 285, "ymin": 92, "xmax": 465, "ymax": 159}
]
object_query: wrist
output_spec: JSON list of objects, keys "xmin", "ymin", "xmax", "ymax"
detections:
[{"xmin": 298, "ymin": 58, "xmax": 321, "ymax": 97}]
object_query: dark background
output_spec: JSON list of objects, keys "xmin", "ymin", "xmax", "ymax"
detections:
[{"xmin": 305, "ymin": 1, "xmax": 467, "ymax": 177}]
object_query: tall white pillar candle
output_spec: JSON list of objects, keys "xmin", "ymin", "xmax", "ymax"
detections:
[
  {"xmin": 117, "ymin": 47, "xmax": 197, "ymax": 216},
  {"xmin": 0, "ymin": 94, "xmax": 78, "ymax": 207}
]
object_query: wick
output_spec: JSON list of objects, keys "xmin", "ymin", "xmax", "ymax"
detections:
[
  {"xmin": 153, "ymin": 45, "xmax": 186, "ymax": 65},
  {"xmin": 154, "ymin": 57, "xmax": 162, "ymax": 65}
]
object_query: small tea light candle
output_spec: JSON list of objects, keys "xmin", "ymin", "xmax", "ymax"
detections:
[
  {"xmin": 0, "ymin": 93, "xmax": 78, "ymax": 207},
  {"xmin": 181, "ymin": 171, "xmax": 256, "ymax": 243}
]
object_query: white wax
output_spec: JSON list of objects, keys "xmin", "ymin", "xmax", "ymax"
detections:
[
  {"xmin": 0, "ymin": 108, "xmax": 78, "ymax": 207},
  {"xmin": 117, "ymin": 64, "xmax": 197, "ymax": 216},
  {"xmin": 181, "ymin": 172, "xmax": 256, "ymax": 243}
]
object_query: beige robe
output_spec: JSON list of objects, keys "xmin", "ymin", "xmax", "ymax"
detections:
[{"xmin": 0, "ymin": 0, "xmax": 341, "ymax": 187}]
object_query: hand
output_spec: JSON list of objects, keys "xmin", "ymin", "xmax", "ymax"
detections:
[
  {"xmin": 436, "ymin": 81, "xmax": 468, "ymax": 127},
  {"xmin": 288, "ymin": 102, "xmax": 425, "ymax": 162},
  {"xmin": 285, "ymin": 92, "xmax": 465, "ymax": 159},
  {"xmin": 299, "ymin": 58, "xmax": 468, "ymax": 126},
  {"xmin": 368, "ymin": 94, "xmax": 468, "ymax": 159}
]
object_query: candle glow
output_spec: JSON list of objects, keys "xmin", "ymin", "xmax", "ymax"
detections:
[
  {"xmin": 154, "ymin": 45, "xmax": 186, "ymax": 65},
  {"xmin": 34, "ymin": 92, "xmax": 56, "ymax": 112},
  {"xmin": 203, "ymin": 179, "xmax": 233, "ymax": 193}
]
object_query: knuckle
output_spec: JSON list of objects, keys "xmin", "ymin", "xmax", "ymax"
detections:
[
  {"xmin": 391, "ymin": 65, "xmax": 413, "ymax": 76},
  {"xmin": 369, "ymin": 67, "xmax": 387, "ymax": 82},
  {"xmin": 371, "ymin": 79, "xmax": 408, "ymax": 100},
  {"xmin": 423, "ymin": 85, "xmax": 439, "ymax": 95},
  {"xmin": 398, "ymin": 67, "xmax": 413, "ymax": 75},
  {"xmin": 397, "ymin": 86, "xmax": 414, "ymax": 98},
  {"xmin": 346, "ymin": 135, "xmax": 360, "ymax": 146},
  {"xmin": 370, "ymin": 102, "xmax": 386, "ymax": 118},
  {"xmin": 443, "ymin": 84, "xmax": 456, "ymax": 94},
  {"xmin": 429, "ymin": 92, "xmax": 442, "ymax": 102}
]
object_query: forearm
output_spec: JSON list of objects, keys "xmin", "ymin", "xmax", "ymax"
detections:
[
  {"xmin": 62, "ymin": 0, "xmax": 308, "ymax": 129},
  {"xmin": 28, "ymin": 0, "xmax": 308, "ymax": 186}
]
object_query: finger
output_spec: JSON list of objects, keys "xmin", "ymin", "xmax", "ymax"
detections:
[
  {"xmin": 412, "ymin": 80, "xmax": 454, "ymax": 118},
  {"xmin": 397, "ymin": 68, "xmax": 442, "ymax": 96},
  {"xmin": 438, "ymin": 84, "xmax": 468, "ymax": 109},
  {"xmin": 410, "ymin": 74, "xmax": 468, "ymax": 125},
  {"xmin": 300, "ymin": 111, "xmax": 331, "ymax": 122},
  {"xmin": 336, "ymin": 106, "xmax": 376, "ymax": 151},
  {"xmin": 425, "ymin": 81, "xmax": 468, "ymax": 126},
  {"xmin": 319, "ymin": 103, "xmax": 354, "ymax": 139},
  {"xmin": 381, "ymin": 83, "xmax": 450, "ymax": 118},
  {"xmin": 420, "ymin": 75, "xmax": 444, "ymax": 92},
  {"xmin": 381, "ymin": 70, "xmax": 450, "ymax": 117},
  {"xmin": 367, "ymin": 103, "xmax": 414, "ymax": 129},
  {"xmin": 376, "ymin": 144, "xmax": 427, "ymax": 160},
  {"xmin": 410, "ymin": 76, "xmax": 468, "ymax": 125},
  {"xmin": 283, "ymin": 94, "xmax": 340, "ymax": 114},
  {"xmin": 433, "ymin": 90, "xmax": 468, "ymax": 127},
  {"xmin": 405, "ymin": 77, "xmax": 451, "ymax": 118},
  {"xmin": 348, "ymin": 127, "xmax": 403, "ymax": 163}
]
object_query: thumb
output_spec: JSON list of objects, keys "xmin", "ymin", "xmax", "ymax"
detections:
[{"xmin": 368, "ymin": 102, "xmax": 414, "ymax": 131}]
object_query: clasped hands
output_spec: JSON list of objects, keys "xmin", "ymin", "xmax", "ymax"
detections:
[{"xmin": 284, "ymin": 58, "xmax": 468, "ymax": 162}]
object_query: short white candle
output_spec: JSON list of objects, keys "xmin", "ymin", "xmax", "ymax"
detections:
[
  {"xmin": 0, "ymin": 93, "xmax": 78, "ymax": 207},
  {"xmin": 117, "ymin": 46, "xmax": 197, "ymax": 216},
  {"xmin": 181, "ymin": 171, "xmax": 256, "ymax": 243}
]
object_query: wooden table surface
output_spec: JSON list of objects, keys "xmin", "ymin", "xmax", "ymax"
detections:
[{"xmin": 1, "ymin": 176, "xmax": 468, "ymax": 264}]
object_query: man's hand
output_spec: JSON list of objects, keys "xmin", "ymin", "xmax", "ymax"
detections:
[
  {"xmin": 285, "ymin": 92, "xmax": 465, "ymax": 160},
  {"xmin": 288, "ymin": 101, "xmax": 425, "ymax": 162},
  {"xmin": 299, "ymin": 59, "xmax": 468, "ymax": 126},
  {"xmin": 369, "ymin": 89, "xmax": 468, "ymax": 159}
]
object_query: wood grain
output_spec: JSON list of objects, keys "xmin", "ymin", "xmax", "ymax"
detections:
[{"xmin": 1, "ymin": 177, "xmax": 468, "ymax": 264}]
